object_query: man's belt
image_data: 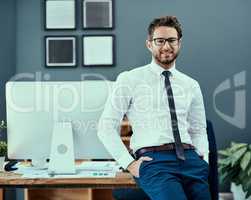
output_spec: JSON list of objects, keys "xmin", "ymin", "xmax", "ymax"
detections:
[{"xmin": 135, "ymin": 143, "xmax": 195, "ymax": 159}]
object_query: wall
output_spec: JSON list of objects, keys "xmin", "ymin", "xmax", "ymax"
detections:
[
  {"xmin": 6, "ymin": 0, "xmax": 251, "ymax": 198},
  {"xmin": 16, "ymin": 0, "xmax": 251, "ymax": 147},
  {"xmin": 0, "ymin": 1, "xmax": 17, "ymax": 199},
  {"xmin": 0, "ymin": 0, "xmax": 16, "ymax": 131}
]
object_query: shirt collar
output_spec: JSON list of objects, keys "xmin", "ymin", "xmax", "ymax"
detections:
[{"xmin": 150, "ymin": 59, "xmax": 177, "ymax": 77}]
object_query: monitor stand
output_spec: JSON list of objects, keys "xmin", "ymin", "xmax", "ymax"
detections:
[{"xmin": 48, "ymin": 122, "xmax": 76, "ymax": 175}]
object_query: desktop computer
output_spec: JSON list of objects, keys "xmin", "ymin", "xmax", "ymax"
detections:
[{"xmin": 6, "ymin": 81, "xmax": 114, "ymax": 165}]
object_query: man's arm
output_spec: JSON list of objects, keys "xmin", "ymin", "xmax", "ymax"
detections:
[
  {"xmin": 187, "ymin": 81, "xmax": 209, "ymax": 163},
  {"xmin": 97, "ymin": 72, "xmax": 135, "ymax": 169}
]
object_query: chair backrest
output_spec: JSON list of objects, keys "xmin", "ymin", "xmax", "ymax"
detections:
[{"xmin": 206, "ymin": 120, "xmax": 219, "ymax": 200}]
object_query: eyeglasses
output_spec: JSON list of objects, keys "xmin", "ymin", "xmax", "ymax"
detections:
[{"xmin": 151, "ymin": 37, "xmax": 179, "ymax": 47}]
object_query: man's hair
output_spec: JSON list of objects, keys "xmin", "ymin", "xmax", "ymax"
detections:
[{"xmin": 147, "ymin": 16, "xmax": 183, "ymax": 39}]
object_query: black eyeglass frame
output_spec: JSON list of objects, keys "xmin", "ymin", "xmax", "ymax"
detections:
[{"xmin": 150, "ymin": 37, "xmax": 180, "ymax": 47}]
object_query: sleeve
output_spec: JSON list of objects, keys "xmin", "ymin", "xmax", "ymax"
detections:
[
  {"xmin": 187, "ymin": 81, "xmax": 209, "ymax": 163},
  {"xmin": 97, "ymin": 72, "xmax": 135, "ymax": 169}
]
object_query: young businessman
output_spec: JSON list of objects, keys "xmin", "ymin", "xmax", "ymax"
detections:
[{"xmin": 98, "ymin": 16, "xmax": 211, "ymax": 200}]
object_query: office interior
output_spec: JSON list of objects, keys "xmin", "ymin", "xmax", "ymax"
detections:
[{"xmin": 0, "ymin": 0, "xmax": 250, "ymax": 200}]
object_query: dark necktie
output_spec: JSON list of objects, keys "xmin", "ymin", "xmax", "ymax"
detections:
[{"xmin": 162, "ymin": 71, "xmax": 185, "ymax": 160}]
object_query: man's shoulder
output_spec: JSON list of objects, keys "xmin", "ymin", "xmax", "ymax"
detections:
[
  {"xmin": 118, "ymin": 64, "xmax": 151, "ymax": 79},
  {"xmin": 176, "ymin": 69, "xmax": 200, "ymax": 86},
  {"xmin": 127, "ymin": 64, "xmax": 150, "ymax": 75}
]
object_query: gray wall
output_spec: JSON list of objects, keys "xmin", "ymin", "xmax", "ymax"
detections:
[
  {"xmin": 1, "ymin": 0, "xmax": 250, "ymax": 198},
  {"xmin": 0, "ymin": 1, "xmax": 17, "ymax": 199},
  {"xmin": 0, "ymin": 0, "xmax": 16, "ymax": 128},
  {"xmin": 16, "ymin": 0, "xmax": 251, "ymax": 147}
]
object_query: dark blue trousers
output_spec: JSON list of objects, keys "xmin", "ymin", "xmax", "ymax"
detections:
[{"xmin": 134, "ymin": 149, "xmax": 211, "ymax": 200}]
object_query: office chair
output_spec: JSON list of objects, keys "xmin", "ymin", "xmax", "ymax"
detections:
[
  {"xmin": 207, "ymin": 120, "xmax": 219, "ymax": 200},
  {"xmin": 113, "ymin": 120, "xmax": 219, "ymax": 200}
]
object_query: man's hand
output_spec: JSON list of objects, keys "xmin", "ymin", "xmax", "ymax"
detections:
[{"xmin": 127, "ymin": 156, "xmax": 153, "ymax": 178}]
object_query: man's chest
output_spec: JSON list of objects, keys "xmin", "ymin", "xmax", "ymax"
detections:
[{"xmin": 129, "ymin": 80, "xmax": 193, "ymax": 113}]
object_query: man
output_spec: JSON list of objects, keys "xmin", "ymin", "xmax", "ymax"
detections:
[{"xmin": 98, "ymin": 16, "xmax": 210, "ymax": 200}]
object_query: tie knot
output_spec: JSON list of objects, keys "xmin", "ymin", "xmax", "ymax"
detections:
[{"xmin": 162, "ymin": 71, "xmax": 171, "ymax": 78}]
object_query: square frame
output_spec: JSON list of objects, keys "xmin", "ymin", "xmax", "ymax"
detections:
[
  {"xmin": 44, "ymin": 0, "xmax": 76, "ymax": 30},
  {"xmin": 82, "ymin": 35, "xmax": 115, "ymax": 67},
  {"xmin": 45, "ymin": 36, "xmax": 77, "ymax": 68},
  {"xmin": 82, "ymin": 0, "xmax": 114, "ymax": 29}
]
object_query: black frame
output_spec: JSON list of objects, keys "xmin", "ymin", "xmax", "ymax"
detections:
[
  {"xmin": 45, "ymin": 36, "xmax": 77, "ymax": 68},
  {"xmin": 44, "ymin": 0, "xmax": 76, "ymax": 30},
  {"xmin": 82, "ymin": 35, "xmax": 115, "ymax": 67},
  {"xmin": 82, "ymin": 0, "xmax": 114, "ymax": 29}
]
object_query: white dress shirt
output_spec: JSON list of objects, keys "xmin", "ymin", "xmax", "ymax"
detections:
[{"xmin": 97, "ymin": 60, "xmax": 209, "ymax": 169}]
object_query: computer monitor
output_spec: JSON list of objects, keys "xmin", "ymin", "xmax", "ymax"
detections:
[{"xmin": 6, "ymin": 81, "xmax": 114, "ymax": 161}]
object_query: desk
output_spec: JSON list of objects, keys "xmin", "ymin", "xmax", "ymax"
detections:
[
  {"xmin": 0, "ymin": 119, "xmax": 134, "ymax": 199},
  {"xmin": 0, "ymin": 171, "xmax": 136, "ymax": 200}
]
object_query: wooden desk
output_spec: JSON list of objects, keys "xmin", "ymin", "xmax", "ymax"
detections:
[
  {"xmin": 0, "ymin": 171, "xmax": 136, "ymax": 200},
  {"xmin": 0, "ymin": 118, "xmax": 134, "ymax": 200}
]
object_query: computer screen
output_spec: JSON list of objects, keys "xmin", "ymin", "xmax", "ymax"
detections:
[{"xmin": 6, "ymin": 81, "xmax": 114, "ymax": 160}]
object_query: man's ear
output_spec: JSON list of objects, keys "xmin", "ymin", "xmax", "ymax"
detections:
[
  {"xmin": 146, "ymin": 40, "xmax": 153, "ymax": 53},
  {"xmin": 178, "ymin": 38, "xmax": 182, "ymax": 49}
]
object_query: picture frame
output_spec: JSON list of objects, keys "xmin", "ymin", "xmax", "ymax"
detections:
[
  {"xmin": 45, "ymin": 36, "xmax": 77, "ymax": 67},
  {"xmin": 44, "ymin": 0, "xmax": 76, "ymax": 30},
  {"xmin": 82, "ymin": 0, "xmax": 114, "ymax": 29},
  {"xmin": 82, "ymin": 35, "xmax": 115, "ymax": 67}
]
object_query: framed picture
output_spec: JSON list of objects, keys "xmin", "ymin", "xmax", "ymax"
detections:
[
  {"xmin": 45, "ymin": 36, "xmax": 77, "ymax": 67},
  {"xmin": 82, "ymin": 0, "xmax": 114, "ymax": 29},
  {"xmin": 82, "ymin": 35, "xmax": 115, "ymax": 66},
  {"xmin": 45, "ymin": 0, "xmax": 76, "ymax": 30}
]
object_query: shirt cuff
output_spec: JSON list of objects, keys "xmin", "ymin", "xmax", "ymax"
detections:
[{"xmin": 117, "ymin": 152, "xmax": 135, "ymax": 169}]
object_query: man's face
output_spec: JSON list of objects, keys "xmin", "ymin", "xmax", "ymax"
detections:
[{"xmin": 146, "ymin": 26, "xmax": 181, "ymax": 68}]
